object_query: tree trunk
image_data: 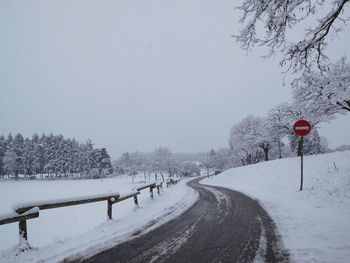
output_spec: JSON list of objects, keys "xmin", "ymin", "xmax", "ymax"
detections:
[
  {"xmin": 264, "ymin": 148, "xmax": 269, "ymax": 161},
  {"xmin": 278, "ymin": 137, "xmax": 282, "ymax": 159},
  {"xmin": 246, "ymin": 154, "xmax": 252, "ymax": 165},
  {"xmin": 254, "ymin": 151, "xmax": 260, "ymax": 164}
]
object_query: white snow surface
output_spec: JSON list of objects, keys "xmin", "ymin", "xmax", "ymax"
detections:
[
  {"xmin": 202, "ymin": 151, "xmax": 350, "ymax": 263},
  {"xmin": 0, "ymin": 176, "xmax": 197, "ymax": 263}
]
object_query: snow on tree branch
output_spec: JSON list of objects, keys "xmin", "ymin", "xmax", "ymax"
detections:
[
  {"xmin": 293, "ymin": 57, "xmax": 350, "ymax": 113},
  {"xmin": 235, "ymin": 0, "xmax": 349, "ymax": 72}
]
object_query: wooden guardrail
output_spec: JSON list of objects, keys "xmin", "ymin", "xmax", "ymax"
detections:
[
  {"xmin": 108, "ymin": 190, "xmax": 140, "ymax": 217},
  {"xmin": 135, "ymin": 182, "xmax": 156, "ymax": 199},
  {"xmin": 13, "ymin": 193, "xmax": 122, "ymax": 243},
  {"xmin": 0, "ymin": 209, "xmax": 39, "ymax": 225},
  {"xmin": 0, "ymin": 208, "xmax": 40, "ymax": 241},
  {"xmin": 154, "ymin": 182, "xmax": 163, "ymax": 195},
  {"xmin": 14, "ymin": 192, "xmax": 121, "ymax": 214},
  {"xmin": 0, "ymin": 182, "xmax": 166, "ymax": 246}
]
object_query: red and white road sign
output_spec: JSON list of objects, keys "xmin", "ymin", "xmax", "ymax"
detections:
[{"xmin": 293, "ymin": 120, "xmax": 312, "ymax": 136}]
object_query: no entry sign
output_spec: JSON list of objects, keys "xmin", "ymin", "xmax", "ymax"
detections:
[
  {"xmin": 293, "ymin": 120, "xmax": 312, "ymax": 191},
  {"xmin": 293, "ymin": 120, "xmax": 312, "ymax": 136}
]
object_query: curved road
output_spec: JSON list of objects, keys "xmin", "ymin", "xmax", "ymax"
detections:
[{"xmin": 74, "ymin": 177, "xmax": 289, "ymax": 263}]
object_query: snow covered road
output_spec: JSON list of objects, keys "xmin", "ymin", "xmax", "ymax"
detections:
[
  {"xmin": 74, "ymin": 177, "xmax": 289, "ymax": 263},
  {"xmin": 202, "ymin": 151, "xmax": 350, "ymax": 262}
]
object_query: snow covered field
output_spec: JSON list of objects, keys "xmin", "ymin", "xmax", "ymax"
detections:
[
  {"xmin": 0, "ymin": 176, "xmax": 198, "ymax": 263},
  {"xmin": 203, "ymin": 151, "xmax": 350, "ymax": 263}
]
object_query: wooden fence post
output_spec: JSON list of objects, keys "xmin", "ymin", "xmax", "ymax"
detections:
[
  {"xmin": 107, "ymin": 200, "xmax": 113, "ymax": 219},
  {"xmin": 19, "ymin": 220, "xmax": 27, "ymax": 240},
  {"xmin": 133, "ymin": 195, "xmax": 139, "ymax": 206},
  {"xmin": 150, "ymin": 187, "xmax": 154, "ymax": 199}
]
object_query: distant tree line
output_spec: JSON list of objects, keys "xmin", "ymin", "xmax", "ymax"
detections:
[
  {"xmin": 114, "ymin": 147, "xmax": 202, "ymax": 182},
  {"xmin": 0, "ymin": 133, "xmax": 112, "ymax": 179}
]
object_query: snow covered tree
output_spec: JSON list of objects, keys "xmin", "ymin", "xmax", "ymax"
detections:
[
  {"xmin": 0, "ymin": 133, "xmax": 112, "ymax": 179},
  {"xmin": 254, "ymin": 117, "xmax": 279, "ymax": 161},
  {"xmin": 152, "ymin": 147, "xmax": 173, "ymax": 181},
  {"xmin": 96, "ymin": 148, "xmax": 112, "ymax": 176},
  {"xmin": 0, "ymin": 135, "xmax": 6, "ymax": 177},
  {"xmin": 268, "ymin": 102, "xmax": 330, "ymax": 156},
  {"xmin": 289, "ymin": 129, "xmax": 324, "ymax": 156},
  {"xmin": 3, "ymin": 151, "xmax": 18, "ymax": 178},
  {"xmin": 89, "ymin": 168, "xmax": 100, "ymax": 179},
  {"xmin": 268, "ymin": 101, "xmax": 332, "ymax": 135},
  {"xmin": 293, "ymin": 58, "xmax": 350, "ymax": 114},
  {"xmin": 115, "ymin": 148, "xmax": 201, "ymax": 181},
  {"xmin": 42, "ymin": 134, "xmax": 56, "ymax": 176},
  {"xmin": 181, "ymin": 161, "xmax": 200, "ymax": 177},
  {"xmin": 235, "ymin": 0, "xmax": 350, "ymax": 72},
  {"xmin": 115, "ymin": 151, "xmax": 132, "ymax": 174},
  {"xmin": 11, "ymin": 133, "xmax": 25, "ymax": 175},
  {"xmin": 229, "ymin": 115, "xmax": 277, "ymax": 164},
  {"xmin": 229, "ymin": 116, "xmax": 261, "ymax": 165},
  {"xmin": 70, "ymin": 139, "xmax": 81, "ymax": 174},
  {"xmin": 31, "ymin": 133, "xmax": 44, "ymax": 176},
  {"xmin": 115, "ymin": 151, "xmax": 145, "ymax": 179},
  {"xmin": 207, "ymin": 149, "xmax": 217, "ymax": 170},
  {"xmin": 165, "ymin": 157, "xmax": 181, "ymax": 178},
  {"xmin": 305, "ymin": 129, "xmax": 324, "ymax": 155},
  {"xmin": 22, "ymin": 138, "xmax": 35, "ymax": 176},
  {"xmin": 6, "ymin": 134, "xmax": 13, "ymax": 151},
  {"xmin": 208, "ymin": 148, "xmax": 238, "ymax": 170},
  {"xmin": 77, "ymin": 140, "xmax": 96, "ymax": 177}
]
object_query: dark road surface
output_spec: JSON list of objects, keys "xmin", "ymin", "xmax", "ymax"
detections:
[{"xmin": 72, "ymin": 177, "xmax": 289, "ymax": 263}]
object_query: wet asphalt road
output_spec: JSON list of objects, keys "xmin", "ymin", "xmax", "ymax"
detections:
[{"xmin": 71, "ymin": 177, "xmax": 289, "ymax": 263}]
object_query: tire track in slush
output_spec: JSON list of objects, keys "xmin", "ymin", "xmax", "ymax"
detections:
[{"xmin": 71, "ymin": 177, "xmax": 289, "ymax": 263}]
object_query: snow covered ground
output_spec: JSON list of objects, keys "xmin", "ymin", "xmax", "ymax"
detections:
[
  {"xmin": 1, "ymin": 152, "xmax": 349, "ymax": 263},
  {"xmin": 202, "ymin": 151, "xmax": 350, "ymax": 263},
  {"xmin": 0, "ymin": 175, "xmax": 198, "ymax": 263}
]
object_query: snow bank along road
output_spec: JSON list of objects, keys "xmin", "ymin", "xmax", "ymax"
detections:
[{"xmin": 72, "ymin": 177, "xmax": 289, "ymax": 263}]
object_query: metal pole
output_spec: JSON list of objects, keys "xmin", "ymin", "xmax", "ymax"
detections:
[{"xmin": 300, "ymin": 136, "xmax": 304, "ymax": 191}]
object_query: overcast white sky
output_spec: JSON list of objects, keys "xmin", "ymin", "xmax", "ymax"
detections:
[{"xmin": 1, "ymin": 0, "xmax": 349, "ymax": 159}]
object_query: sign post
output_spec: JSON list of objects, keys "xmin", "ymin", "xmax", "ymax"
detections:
[{"xmin": 293, "ymin": 120, "xmax": 312, "ymax": 191}]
